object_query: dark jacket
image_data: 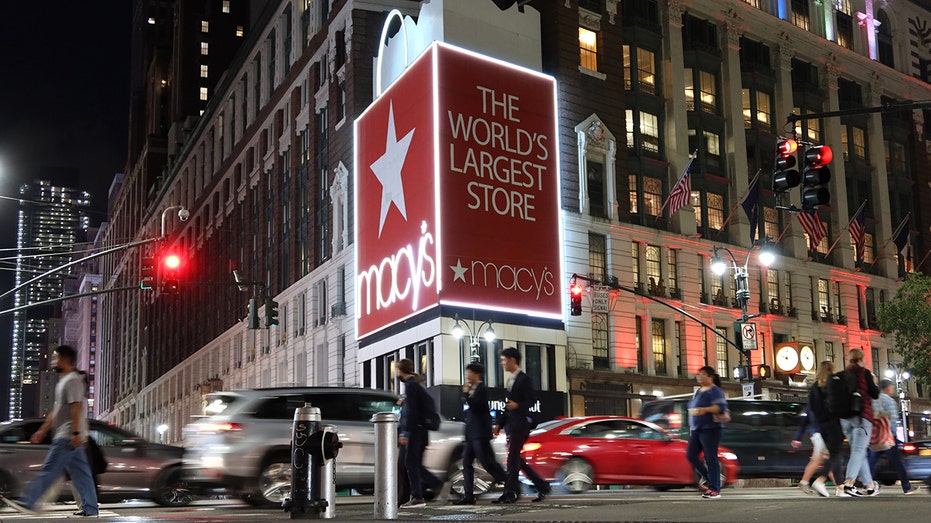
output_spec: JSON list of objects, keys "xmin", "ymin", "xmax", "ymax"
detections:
[
  {"xmin": 462, "ymin": 381, "xmax": 494, "ymax": 441},
  {"xmin": 400, "ymin": 375, "xmax": 432, "ymax": 439},
  {"xmin": 846, "ymin": 365, "xmax": 880, "ymax": 422},
  {"xmin": 495, "ymin": 371, "xmax": 537, "ymax": 433}
]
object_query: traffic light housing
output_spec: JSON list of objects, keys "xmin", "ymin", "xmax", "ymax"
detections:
[
  {"xmin": 569, "ymin": 281, "xmax": 583, "ymax": 316},
  {"xmin": 800, "ymin": 145, "xmax": 832, "ymax": 210},
  {"xmin": 758, "ymin": 364, "xmax": 772, "ymax": 380},
  {"xmin": 247, "ymin": 298, "xmax": 260, "ymax": 329},
  {"xmin": 265, "ymin": 298, "xmax": 279, "ymax": 327},
  {"xmin": 159, "ymin": 251, "xmax": 184, "ymax": 295},
  {"xmin": 772, "ymin": 138, "xmax": 800, "ymax": 193},
  {"xmin": 140, "ymin": 256, "xmax": 156, "ymax": 290}
]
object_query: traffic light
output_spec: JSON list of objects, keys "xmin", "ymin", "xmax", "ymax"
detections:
[
  {"xmin": 758, "ymin": 364, "xmax": 772, "ymax": 380},
  {"xmin": 569, "ymin": 281, "xmax": 583, "ymax": 316},
  {"xmin": 140, "ymin": 256, "xmax": 156, "ymax": 290},
  {"xmin": 772, "ymin": 138, "xmax": 800, "ymax": 193},
  {"xmin": 800, "ymin": 145, "xmax": 832, "ymax": 210},
  {"xmin": 265, "ymin": 298, "xmax": 279, "ymax": 327},
  {"xmin": 159, "ymin": 251, "xmax": 184, "ymax": 295},
  {"xmin": 247, "ymin": 298, "xmax": 260, "ymax": 329}
]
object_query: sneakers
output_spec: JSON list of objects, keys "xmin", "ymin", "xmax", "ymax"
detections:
[
  {"xmin": 812, "ymin": 479, "xmax": 830, "ymax": 498},
  {"xmin": 697, "ymin": 477, "xmax": 710, "ymax": 494},
  {"xmin": 837, "ymin": 485, "xmax": 863, "ymax": 497},
  {"xmin": 866, "ymin": 485, "xmax": 881, "ymax": 497},
  {"xmin": 798, "ymin": 480, "xmax": 813, "ymax": 495},
  {"xmin": 400, "ymin": 498, "xmax": 426, "ymax": 508},
  {"xmin": 904, "ymin": 486, "xmax": 921, "ymax": 495},
  {"xmin": 702, "ymin": 490, "xmax": 721, "ymax": 499}
]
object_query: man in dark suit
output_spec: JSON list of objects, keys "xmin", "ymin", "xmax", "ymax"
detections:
[
  {"xmin": 492, "ymin": 347, "xmax": 550, "ymax": 503},
  {"xmin": 457, "ymin": 362, "xmax": 507, "ymax": 505}
]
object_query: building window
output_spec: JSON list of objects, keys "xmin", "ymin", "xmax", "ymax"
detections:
[
  {"xmin": 632, "ymin": 242, "xmax": 641, "ymax": 287},
  {"xmin": 201, "ymin": 20, "xmax": 209, "ymax": 33},
  {"xmin": 222, "ymin": 0, "xmax": 230, "ymax": 13},
  {"xmin": 236, "ymin": 25, "xmax": 244, "ymax": 37},
  {"xmin": 592, "ymin": 313, "xmax": 609, "ymax": 370},
  {"xmin": 651, "ymin": 320, "xmax": 667, "ymax": 376},
  {"xmin": 767, "ymin": 270, "xmax": 781, "ymax": 312},
  {"xmin": 576, "ymin": 116, "xmax": 617, "ymax": 220},
  {"xmin": 877, "ymin": 10, "xmax": 894, "ymax": 67},
  {"xmin": 626, "ymin": 109, "xmax": 661, "ymax": 155},
  {"xmin": 646, "ymin": 245, "xmax": 662, "ymax": 294},
  {"xmin": 200, "ymin": 64, "xmax": 209, "ymax": 78},
  {"xmin": 763, "ymin": 207, "xmax": 779, "ymax": 241},
  {"xmin": 199, "ymin": 87, "xmax": 208, "ymax": 101},
  {"xmin": 792, "ymin": 0, "xmax": 810, "ymax": 30},
  {"xmin": 643, "ymin": 177, "xmax": 662, "ymax": 216},
  {"xmin": 589, "ymin": 233, "xmax": 607, "ymax": 283},
  {"xmin": 201, "ymin": 42, "xmax": 209, "ymax": 55},
  {"xmin": 824, "ymin": 341, "xmax": 835, "ymax": 363},
  {"xmin": 629, "ymin": 174, "xmax": 638, "ymax": 214},
  {"xmin": 667, "ymin": 249, "xmax": 679, "ymax": 295},
  {"xmin": 836, "ymin": 12, "xmax": 853, "ymax": 50},
  {"xmin": 623, "ymin": 45, "xmax": 657, "ymax": 94},
  {"xmin": 715, "ymin": 327, "xmax": 729, "ymax": 379},
  {"xmin": 587, "ymin": 160, "xmax": 607, "ymax": 218},
  {"xmin": 699, "ymin": 71, "xmax": 716, "ymax": 113},
  {"xmin": 817, "ymin": 278, "xmax": 830, "ymax": 319},
  {"xmin": 579, "ymin": 27, "xmax": 598, "ymax": 71},
  {"xmin": 706, "ymin": 192, "xmax": 724, "ymax": 230},
  {"xmin": 851, "ymin": 126, "xmax": 866, "ymax": 160}
]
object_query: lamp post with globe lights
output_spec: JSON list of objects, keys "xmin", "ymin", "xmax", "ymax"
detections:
[{"xmin": 451, "ymin": 313, "xmax": 496, "ymax": 364}]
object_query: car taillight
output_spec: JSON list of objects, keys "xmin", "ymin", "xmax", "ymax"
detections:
[
  {"xmin": 668, "ymin": 412, "xmax": 682, "ymax": 430},
  {"xmin": 902, "ymin": 443, "xmax": 917, "ymax": 455},
  {"xmin": 521, "ymin": 442, "xmax": 542, "ymax": 453},
  {"xmin": 197, "ymin": 422, "xmax": 243, "ymax": 433}
]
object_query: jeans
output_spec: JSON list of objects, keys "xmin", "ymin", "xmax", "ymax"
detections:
[
  {"xmin": 869, "ymin": 439, "xmax": 912, "ymax": 492},
  {"xmin": 686, "ymin": 427, "xmax": 722, "ymax": 492},
  {"xmin": 21, "ymin": 438, "xmax": 98, "ymax": 515},
  {"xmin": 503, "ymin": 426, "xmax": 549, "ymax": 496},
  {"xmin": 841, "ymin": 417, "xmax": 874, "ymax": 486},
  {"xmin": 404, "ymin": 428, "xmax": 442, "ymax": 500}
]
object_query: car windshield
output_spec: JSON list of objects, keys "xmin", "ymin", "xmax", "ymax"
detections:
[{"xmin": 202, "ymin": 393, "xmax": 241, "ymax": 416}]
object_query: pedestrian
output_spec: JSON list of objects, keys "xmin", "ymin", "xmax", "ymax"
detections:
[
  {"xmin": 868, "ymin": 379, "xmax": 920, "ymax": 495},
  {"xmin": 456, "ymin": 362, "xmax": 507, "ymax": 505},
  {"xmin": 1, "ymin": 345, "xmax": 99, "ymax": 517},
  {"xmin": 796, "ymin": 361, "xmax": 844, "ymax": 497},
  {"xmin": 686, "ymin": 366, "xmax": 727, "ymax": 499},
  {"xmin": 492, "ymin": 347, "xmax": 550, "ymax": 503},
  {"xmin": 838, "ymin": 348, "xmax": 881, "ymax": 497},
  {"xmin": 396, "ymin": 358, "xmax": 447, "ymax": 508}
]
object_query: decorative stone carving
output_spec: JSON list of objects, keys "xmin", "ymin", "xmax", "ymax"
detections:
[
  {"xmin": 587, "ymin": 120, "xmax": 607, "ymax": 149},
  {"xmin": 579, "ymin": 8, "xmax": 602, "ymax": 31},
  {"xmin": 665, "ymin": 0, "xmax": 685, "ymax": 28},
  {"xmin": 606, "ymin": 0, "xmax": 618, "ymax": 24},
  {"xmin": 869, "ymin": 72, "xmax": 884, "ymax": 105}
]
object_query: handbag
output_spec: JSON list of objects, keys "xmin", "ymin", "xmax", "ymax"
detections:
[
  {"xmin": 85, "ymin": 435, "xmax": 108, "ymax": 475},
  {"xmin": 869, "ymin": 412, "xmax": 894, "ymax": 452},
  {"xmin": 712, "ymin": 410, "xmax": 731, "ymax": 424}
]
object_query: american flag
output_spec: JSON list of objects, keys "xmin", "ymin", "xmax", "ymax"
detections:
[
  {"xmin": 849, "ymin": 207, "xmax": 866, "ymax": 262},
  {"xmin": 797, "ymin": 209, "xmax": 827, "ymax": 248},
  {"xmin": 666, "ymin": 154, "xmax": 696, "ymax": 217}
]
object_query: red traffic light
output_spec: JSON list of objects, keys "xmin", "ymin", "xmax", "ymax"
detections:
[
  {"xmin": 804, "ymin": 145, "xmax": 833, "ymax": 166},
  {"xmin": 570, "ymin": 282, "xmax": 583, "ymax": 297},
  {"xmin": 163, "ymin": 254, "xmax": 182, "ymax": 270},
  {"xmin": 776, "ymin": 138, "xmax": 798, "ymax": 156}
]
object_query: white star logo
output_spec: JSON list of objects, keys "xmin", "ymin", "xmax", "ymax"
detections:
[
  {"xmin": 450, "ymin": 258, "xmax": 468, "ymax": 282},
  {"xmin": 370, "ymin": 101, "xmax": 415, "ymax": 238}
]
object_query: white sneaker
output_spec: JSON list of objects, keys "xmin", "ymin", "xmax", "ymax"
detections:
[{"xmin": 812, "ymin": 479, "xmax": 829, "ymax": 498}]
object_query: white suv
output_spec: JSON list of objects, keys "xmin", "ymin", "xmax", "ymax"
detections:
[{"xmin": 182, "ymin": 387, "xmax": 482, "ymax": 506}]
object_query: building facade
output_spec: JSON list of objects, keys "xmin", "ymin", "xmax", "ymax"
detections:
[{"xmin": 101, "ymin": 0, "xmax": 931, "ymax": 443}]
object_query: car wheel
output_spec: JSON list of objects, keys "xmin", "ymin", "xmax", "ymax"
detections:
[
  {"xmin": 250, "ymin": 453, "xmax": 292, "ymax": 507},
  {"xmin": 557, "ymin": 458, "xmax": 593, "ymax": 494},
  {"xmin": 152, "ymin": 466, "xmax": 194, "ymax": 507},
  {"xmin": 447, "ymin": 455, "xmax": 495, "ymax": 497}
]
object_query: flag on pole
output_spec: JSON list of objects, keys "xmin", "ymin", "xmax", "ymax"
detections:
[
  {"xmin": 740, "ymin": 174, "xmax": 760, "ymax": 243},
  {"xmin": 797, "ymin": 209, "xmax": 827, "ymax": 248},
  {"xmin": 666, "ymin": 153, "xmax": 696, "ymax": 217},
  {"xmin": 848, "ymin": 207, "xmax": 866, "ymax": 262},
  {"xmin": 893, "ymin": 219, "xmax": 912, "ymax": 265}
]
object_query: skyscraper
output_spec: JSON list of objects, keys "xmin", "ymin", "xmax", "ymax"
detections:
[{"xmin": 8, "ymin": 176, "xmax": 90, "ymax": 419}]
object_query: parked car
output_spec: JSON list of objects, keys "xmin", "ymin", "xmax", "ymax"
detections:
[
  {"xmin": 874, "ymin": 439, "xmax": 931, "ymax": 486},
  {"xmin": 0, "ymin": 418, "xmax": 192, "ymax": 506},
  {"xmin": 517, "ymin": 416, "xmax": 739, "ymax": 493},
  {"xmin": 181, "ymin": 387, "xmax": 484, "ymax": 506},
  {"xmin": 640, "ymin": 398, "xmax": 809, "ymax": 478}
]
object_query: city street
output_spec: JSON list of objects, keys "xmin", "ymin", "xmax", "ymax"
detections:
[{"xmin": 1, "ymin": 487, "xmax": 928, "ymax": 522}]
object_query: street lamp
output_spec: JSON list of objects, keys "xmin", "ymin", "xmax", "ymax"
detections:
[
  {"xmin": 885, "ymin": 368, "xmax": 911, "ymax": 442},
  {"xmin": 709, "ymin": 242, "xmax": 776, "ymax": 381},
  {"xmin": 451, "ymin": 313, "xmax": 495, "ymax": 363},
  {"xmin": 156, "ymin": 423, "xmax": 169, "ymax": 443}
]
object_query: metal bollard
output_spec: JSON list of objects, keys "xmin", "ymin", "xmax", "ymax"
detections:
[
  {"xmin": 372, "ymin": 411, "xmax": 398, "ymax": 520},
  {"xmin": 286, "ymin": 403, "xmax": 327, "ymax": 519},
  {"xmin": 321, "ymin": 424, "xmax": 339, "ymax": 519}
]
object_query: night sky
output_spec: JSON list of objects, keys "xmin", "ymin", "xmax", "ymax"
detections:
[{"xmin": 0, "ymin": 3, "xmax": 133, "ymax": 417}]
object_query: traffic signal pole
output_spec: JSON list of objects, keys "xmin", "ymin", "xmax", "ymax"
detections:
[{"xmin": 785, "ymin": 99, "xmax": 931, "ymax": 125}]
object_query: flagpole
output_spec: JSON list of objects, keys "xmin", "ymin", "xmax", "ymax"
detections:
[
  {"xmin": 866, "ymin": 212, "xmax": 912, "ymax": 271},
  {"xmin": 719, "ymin": 170, "xmax": 761, "ymax": 233},
  {"xmin": 824, "ymin": 200, "xmax": 868, "ymax": 259},
  {"xmin": 774, "ymin": 217, "xmax": 794, "ymax": 245},
  {"xmin": 916, "ymin": 249, "xmax": 931, "ymax": 273},
  {"xmin": 655, "ymin": 150, "xmax": 697, "ymax": 225}
]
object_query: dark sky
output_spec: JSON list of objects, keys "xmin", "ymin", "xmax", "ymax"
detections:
[{"xmin": 0, "ymin": 3, "xmax": 132, "ymax": 417}]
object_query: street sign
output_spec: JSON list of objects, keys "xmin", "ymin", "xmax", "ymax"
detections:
[
  {"xmin": 742, "ymin": 382, "xmax": 755, "ymax": 397},
  {"xmin": 736, "ymin": 321, "xmax": 757, "ymax": 351},
  {"xmin": 592, "ymin": 289, "xmax": 610, "ymax": 314}
]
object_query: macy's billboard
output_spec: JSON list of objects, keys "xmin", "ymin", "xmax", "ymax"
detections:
[{"xmin": 354, "ymin": 42, "xmax": 562, "ymax": 340}]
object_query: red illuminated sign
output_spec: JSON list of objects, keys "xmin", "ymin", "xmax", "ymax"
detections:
[{"xmin": 355, "ymin": 42, "xmax": 561, "ymax": 340}]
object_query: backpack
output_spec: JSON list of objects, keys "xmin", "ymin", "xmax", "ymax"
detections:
[
  {"xmin": 423, "ymin": 393, "xmax": 441, "ymax": 431},
  {"xmin": 826, "ymin": 370, "xmax": 863, "ymax": 418}
]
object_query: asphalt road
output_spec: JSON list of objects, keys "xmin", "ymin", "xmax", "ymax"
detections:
[{"xmin": 1, "ymin": 487, "xmax": 928, "ymax": 522}]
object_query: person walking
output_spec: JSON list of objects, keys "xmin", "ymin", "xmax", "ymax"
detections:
[
  {"xmin": 1, "ymin": 345, "xmax": 99, "ymax": 517},
  {"xmin": 396, "ymin": 358, "xmax": 446, "ymax": 508},
  {"xmin": 868, "ymin": 379, "xmax": 920, "ymax": 495},
  {"xmin": 492, "ymin": 347, "xmax": 550, "ymax": 503},
  {"xmin": 796, "ymin": 361, "xmax": 844, "ymax": 497},
  {"xmin": 686, "ymin": 366, "xmax": 727, "ymax": 500},
  {"xmin": 456, "ymin": 362, "xmax": 507, "ymax": 505},
  {"xmin": 838, "ymin": 348, "xmax": 881, "ymax": 497}
]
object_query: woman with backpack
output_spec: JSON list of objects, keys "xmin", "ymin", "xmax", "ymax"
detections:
[
  {"xmin": 838, "ymin": 348, "xmax": 881, "ymax": 497},
  {"xmin": 795, "ymin": 361, "xmax": 844, "ymax": 497}
]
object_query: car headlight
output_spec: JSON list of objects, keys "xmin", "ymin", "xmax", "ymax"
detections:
[{"xmin": 720, "ymin": 452, "xmax": 738, "ymax": 461}]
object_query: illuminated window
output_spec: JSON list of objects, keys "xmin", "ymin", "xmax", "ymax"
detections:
[
  {"xmin": 706, "ymin": 192, "xmax": 724, "ymax": 230},
  {"xmin": 691, "ymin": 190, "xmax": 702, "ymax": 227},
  {"xmin": 222, "ymin": 1, "xmax": 230, "ymax": 13},
  {"xmin": 763, "ymin": 207, "xmax": 779, "ymax": 240},
  {"xmin": 236, "ymin": 25, "xmax": 244, "ymax": 37},
  {"xmin": 756, "ymin": 92, "xmax": 771, "ymax": 125},
  {"xmin": 589, "ymin": 233, "xmax": 607, "ymax": 283},
  {"xmin": 200, "ymin": 64, "xmax": 209, "ymax": 78},
  {"xmin": 629, "ymin": 174, "xmax": 638, "ymax": 213},
  {"xmin": 199, "ymin": 87, "xmax": 208, "ymax": 101},
  {"xmin": 579, "ymin": 27, "xmax": 598, "ymax": 71},
  {"xmin": 632, "ymin": 242, "xmax": 641, "ymax": 285},
  {"xmin": 684, "ymin": 68, "xmax": 694, "ymax": 110},
  {"xmin": 638, "ymin": 48, "xmax": 656, "ymax": 93},
  {"xmin": 742, "ymin": 89, "xmax": 752, "ymax": 128},
  {"xmin": 147, "ymin": 17, "xmax": 155, "ymax": 24},
  {"xmin": 201, "ymin": 42, "xmax": 209, "ymax": 55},
  {"xmin": 699, "ymin": 71, "xmax": 716, "ymax": 112},
  {"xmin": 652, "ymin": 320, "xmax": 667, "ymax": 376},
  {"xmin": 201, "ymin": 20, "xmax": 209, "ymax": 33},
  {"xmin": 666, "ymin": 249, "xmax": 678, "ymax": 291},
  {"xmin": 640, "ymin": 112, "xmax": 660, "ymax": 153},
  {"xmin": 643, "ymin": 177, "xmax": 662, "ymax": 216},
  {"xmin": 851, "ymin": 126, "xmax": 866, "ymax": 160},
  {"xmin": 792, "ymin": 0, "xmax": 810, "ymax": 30},
  {"xmin": 646, "ymin": 245, "xmax": 661, "ymax": 286}
]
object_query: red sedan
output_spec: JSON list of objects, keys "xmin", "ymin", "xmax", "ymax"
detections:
[{"xmin": 519, "ymin": 416, "xmax": 739, "ymax": 493}]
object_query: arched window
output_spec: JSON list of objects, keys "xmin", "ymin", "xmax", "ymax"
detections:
[{"xmin": 877, "ymin": 10, "xmax": 894, "ymax": 68}]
